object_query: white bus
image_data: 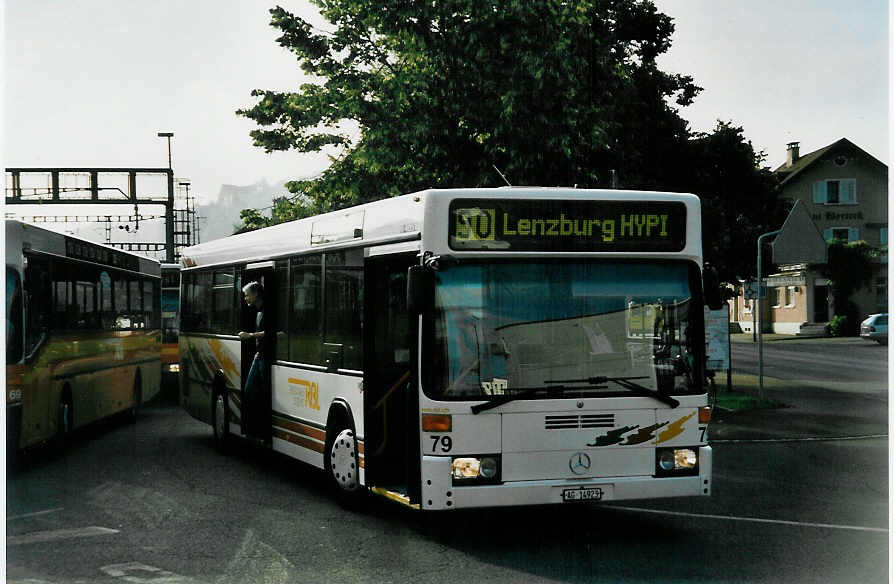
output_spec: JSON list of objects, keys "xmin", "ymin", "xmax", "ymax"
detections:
[
  {"xmin": 6, "ymin": 220, "xmax": 162, "ymax": 455},
  {"xmin": 179, "ymin": 188, "xmax": 720, "ymax": 510}
]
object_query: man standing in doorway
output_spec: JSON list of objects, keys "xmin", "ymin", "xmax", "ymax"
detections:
[{"xmin": 239, "ymin": 281, "xmax": 266, "ymax": 438}]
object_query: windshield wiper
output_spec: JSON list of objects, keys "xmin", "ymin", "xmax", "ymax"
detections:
[
  {"xmin": 469, "ymin": 385, "xmax": 592, "ymax": 415},
  {"xmin": 545, "ymin": 376, "xmax": 680, "ymax": 408}
]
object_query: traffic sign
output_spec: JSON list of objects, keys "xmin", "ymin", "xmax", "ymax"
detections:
[{"xmin": 743, "ymin": 281, "xmax": 766, "ymax": 300}]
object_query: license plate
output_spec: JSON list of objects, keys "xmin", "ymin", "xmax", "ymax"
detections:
[{"xmin": 562, "ymin": 487, "xmax": 604, "ymax": 502}]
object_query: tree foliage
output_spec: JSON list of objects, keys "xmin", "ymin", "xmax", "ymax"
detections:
[
  {"xmin": 238, "ymin": 1, "xmax": 699, "ymax": 200},
  {"xmin": 822, "ymin": 239, "xmax": 878, "ymax": 334},
  {"xmin": 676, "ymin": 122, "xmax": 786, "ymax": 283},
  {"xmin": 236, "ymin": 1, "xmax": 781, "ymax": 283}
]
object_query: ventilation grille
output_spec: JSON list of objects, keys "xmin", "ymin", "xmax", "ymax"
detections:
[{"xmin": 545, "ymin": 414, "xmax": 615, "ymax": 430}]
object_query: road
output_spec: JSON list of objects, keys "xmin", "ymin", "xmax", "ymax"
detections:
[
  {"xmin": 730, "ymin": 336, "xmax": 888, "ymax": 383},
  {"xmin": 7, "ymin": 339, "xmax": 889, "ymax": 584}
]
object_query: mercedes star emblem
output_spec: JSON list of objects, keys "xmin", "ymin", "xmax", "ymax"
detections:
[{"xmin": 569, "ymin": 452, "xmax": 591, "ymax": 475}]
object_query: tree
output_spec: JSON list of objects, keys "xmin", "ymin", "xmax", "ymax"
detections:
[
  {"xmin": 232, "ymin": 195, "xmax": 317, "ymax": 234},
  {"xmin": 235, "ymin": 1, "xmax": 781, "ymax": 287},
  {"xmin": 233, "ymin": 208, "xmax": 271, "ymax": 234},
  {"xmin": 237, "ymin": 0, "xmax": 700, "ymax": 209},
  {"xmin": 822, "ymin": 239, "xmax": 877, "ymax": 335},
  {"xmin": 676, "ymin": 122, "xmax": 786, "ymax": 284}
]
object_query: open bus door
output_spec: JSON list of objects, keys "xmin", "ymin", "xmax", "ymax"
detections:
[
  {"xmin": 239, "ymin": 263, "xmax": 276, "ymax": 443},
  {"xmin": 363, "ymin": 252, "xmax": 420, "ymax": 503}
]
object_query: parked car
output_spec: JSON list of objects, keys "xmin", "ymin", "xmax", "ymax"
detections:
[{"xmin": 860, "ymin": 313, "xmax": 888, "ymax": 344}]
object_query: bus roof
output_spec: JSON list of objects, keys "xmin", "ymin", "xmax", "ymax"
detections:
[
  {"xmin": 5, "ymin": 219, "xmax": 162, "ymax": 276},
  {"xmin": 179, "ymin": 188, "xmax": 701, "ymax": 269}
]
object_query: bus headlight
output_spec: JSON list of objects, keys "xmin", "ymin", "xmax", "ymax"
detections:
[
  {"xmin": 479, "ymin": 457, "xmax": 498, "ymax": 479},
  {"xmin": 655, "ymin": 448, "xmax": 698, "ymax": 476},
  {"xmin": 452, "ymin": 456, "xmax": 501, "ymax": 484}
]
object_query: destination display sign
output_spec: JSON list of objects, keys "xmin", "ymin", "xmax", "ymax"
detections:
[
  {"xmin": 449, "ymin": 199, "xmax": 687, "ymax": 252},
  {"xmin": 65, "ymin": 236, "xmax": 141, "ymax": 272}
]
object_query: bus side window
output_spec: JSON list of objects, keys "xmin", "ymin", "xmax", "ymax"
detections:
[
  {"xmin": 129, "ymin": 279, "xmax": 143, "ymax": 328},
  {"xmin": 112, "ymin": 276, "xmax": 129, "ymax": 329},
  {"xmin": 6, "ymin": 268, "xmax": 23, "ymax": 362},
  {"xmin": 75, "ymin": 266, "xmax": 99, "ymax": 329},
  {"xmin": 379, "ymin": 270, "xmax": 409, "ymax": 366},
  {"xmin": 195, "ymin": 272, "xmax": 212, "ymax": 332},
  {"xmin": 324, "ymin": 250, "xmax": 363, "ymax": 370},
  {"xmin": 211, "ymin": 269, "xmax": 235, "ymax": 334},
  {"xmin": 180, "ymin": 272, "xmax": 194, "ymax": 331},
  {"xmin": 99, "ymin": 271, "xmax": 114, "ymax": 328},
  {"xmin": 275, "ymin": 259, "xmax": 289, "ymax": 361},
  {"xmin": 290, "ymin": 255, "xmax": 323, "ymax": 366},
  {"xmin": 23, "ymin": 257, "xmax": 50, "ymax": 353},
  {"xmin": 143, "ymin": 280, "xmax": 158, "ymax": 329}
]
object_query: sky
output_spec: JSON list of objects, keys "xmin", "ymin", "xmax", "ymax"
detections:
[
  {"xmin": 652, "ymin": 0, "xmax": 889, "ymax": 166},
  {"xmin": 3, "ymin": 1, "xmax": 890, "ymax": 243}
]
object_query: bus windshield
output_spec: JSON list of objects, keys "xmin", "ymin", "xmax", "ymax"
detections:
[
  {"xmin": 424, "ymin": 261, "xmax": 704, "ymax": 401},
  {"xmin": 6, "ymin": 267, "xmax": 23, "ymax": 363}
]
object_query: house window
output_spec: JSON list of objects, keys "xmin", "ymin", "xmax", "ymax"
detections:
[
  {"xmin": 772, "ymin": 287, "xmax": 782, "ymax": 308},
  {"xmin": 813, "ymin": 179, "xmax": 856, "ymax": 204},
  {"xmin": 881, "ymin": 227, "xmax": 888, "ymax": 246},
  {"xmin": 824, "ymin": 227, "xmax": 859, "ymax": 242},
  {"xmin": 827, "ymin": 181, "xmax": 840, "ymax": 204},
  {"xmin": 785, "ymin": 286, "xmax": 796, "ymax": 308}
]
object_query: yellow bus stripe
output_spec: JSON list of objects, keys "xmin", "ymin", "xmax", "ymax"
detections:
[{"xmin": 50, "ymin": 356, "xmax": 160, "ymax": 380}]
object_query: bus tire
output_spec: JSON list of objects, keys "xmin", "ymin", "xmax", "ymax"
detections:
[
  {"xmin": 325, "ymin": 422, "xmax": 363, "ymax": 506},
  {"xmin": 129, "ymin": 372, "xmax": 143, "ymax": 423},
  {"xmin": 212, "ymin": 389, "xmax": 230, "ymax": 452}
]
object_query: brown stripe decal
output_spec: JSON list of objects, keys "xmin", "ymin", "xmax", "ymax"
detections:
[
  {"xmin": 272, "ymin": 429, "xmax": 325, "ymax": 453},
  {"xmin": 271, "ymin": 413, "xmax": 364, "ymax": 469},
  {"xmin": 272, "ymin": 415, "xmax": 326, "ymax": 441}
]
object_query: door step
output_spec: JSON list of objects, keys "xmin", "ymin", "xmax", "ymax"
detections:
[{"xmin": 370, "ymin": 486, "xmax": 419, "ymax": 509}]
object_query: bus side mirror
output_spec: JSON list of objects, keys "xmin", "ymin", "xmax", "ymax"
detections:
[
  {"xmin": 702, "ymin": 265, "xmax": 724, "ymax": 310},
  {"xmin": 407, "ymin": 265, "xmax": 433, "ymax": 315}
]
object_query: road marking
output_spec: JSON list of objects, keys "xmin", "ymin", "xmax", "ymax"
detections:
[
  {"xmin": 217, "ymin": 529, "xmax": 300, "ymax": 584},
  {"xmin": 7, "ymin": 526, "xmax": 119, "ymax": 546},
  {"xmin": 609, "ymin": 505, "xmax": 888, "ymax": 533},
  {"xmin": 711, "ymin": 433, "xmax": 888, "ymax": 444},
  {"xmin": 100, "ymin": 562, "xmax": 198, "ymax": 583},
  {"xmin": 7, "ymin": 507, "xmax": 64, "ymax": 521}
]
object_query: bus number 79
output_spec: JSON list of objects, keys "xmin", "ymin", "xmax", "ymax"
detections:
[{"xmin": 429, "ymin": 435, "xmax": 453, "ymax": 453}]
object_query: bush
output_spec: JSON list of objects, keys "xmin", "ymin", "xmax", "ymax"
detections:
[{"xmin": 827, "ymin": 314, "xmax": 857, "ymax": 337}]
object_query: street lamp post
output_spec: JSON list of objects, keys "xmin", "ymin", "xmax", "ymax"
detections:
[
  {"xmin": 158, "ymin": 131, "xmax": 175, "ymax": 262},
  {"xmin": 756, "ymin": 228, "xmax": 781, "ymax": 402}
]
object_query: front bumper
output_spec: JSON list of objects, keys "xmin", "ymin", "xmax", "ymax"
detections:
[{"xmin": 420, "ymin": 446, "xmax": 711, "ymax": 510}]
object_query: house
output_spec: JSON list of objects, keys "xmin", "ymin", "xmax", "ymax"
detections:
[{"xmin": 731, "ymin": 138, "xmax": 888, "ymax": 334}]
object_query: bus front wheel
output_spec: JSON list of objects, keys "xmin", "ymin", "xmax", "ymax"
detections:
[{"xmin": 326, "ymin": 426, "xmax": 360, "ymax": 495}]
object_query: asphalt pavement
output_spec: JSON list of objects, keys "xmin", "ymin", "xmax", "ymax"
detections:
[{"xmin": 709, "ymin": 335, "xmax": 889, "ymax": 442}]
